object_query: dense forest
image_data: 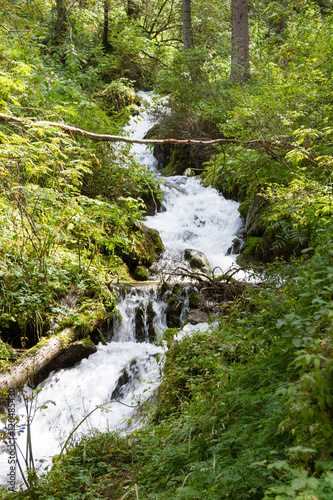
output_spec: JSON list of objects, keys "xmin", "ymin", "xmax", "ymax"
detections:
[{"xmin": 0, "ymin": 0, "xmax": 333, "ymax": 498}]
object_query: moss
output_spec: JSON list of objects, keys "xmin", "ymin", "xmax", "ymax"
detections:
[
  {"xmin": 165, "ymin": 297, "xmax": 182, "ymax": 329},
  {"xmin": 147, "ymin": 301, "xmax": 156, "ymax": 343},
  {"xmin": 161, "ymin": 147, "xmax": 191, "ymax": 177},
  {"xmin": 135, "ymin": 305, "xmax": 146, "ymax": 342},
  {"xmin": 126, "ymin": 224, "xmax": 164, "ymax": 268},
  {"xmin": 80, "ymin": 337, "xmax": 96, "ymax": 350},
  {"xmin": 117, "ymin": 310, "xmax": 123, "ymax": 324},
  {"xmin": 142, "ymin": 226, "xmax": 164, "ymax": 265},
  {"xmin": 236, "ymin": 236, "xmax": 263, "ymax": 266},
  {"xmin": 133, "ymin": 265, "xmax": 149, "ymax": 281},
  {"xmin": 239, "ymin": 199, "xmax": 251, "ymax": 218},
  {"xmin": 189, "ymin": 291, "xmax": 199, "ymax": 308},
  {"xmin": 90, "ymin": 329, "xmax": 107, "ymax": 345}
]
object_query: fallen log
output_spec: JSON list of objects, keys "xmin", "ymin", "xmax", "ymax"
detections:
[
  {"xmin": 0, "ymin": 329, "xmax": 95, "ymax": 392},
  {"xmin": 0, "ymin": 112, "xmax": 266, "ymax": 147}
]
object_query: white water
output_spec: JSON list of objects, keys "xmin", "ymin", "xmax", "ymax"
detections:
[
  {"xmin": 0, "ymin": 91, "xmax": 243, "ymax": 489},
  {"xmin": 145, "ymin": 176, "xmax": 243, "ymax": 276}
]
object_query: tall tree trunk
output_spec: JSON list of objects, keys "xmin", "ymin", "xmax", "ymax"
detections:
[
  {"xmin": 103, "ymin": 0, "xmax": 110, "ymax": 52},
  {"xmin": 56, "ymin": 0, "xmax": 67, "ymax": 36},
  {"xmin": 182, "ymin": 0, "xmax": 194, "ymax": 50},
  {"xmin": 127, "ymin": 0, "xmax": 138, "ymax": 18},
  {"xmin": 230, "ymin": 0, "xmax": 250, "ymax": 83}
]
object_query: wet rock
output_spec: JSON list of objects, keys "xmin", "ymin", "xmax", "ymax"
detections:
[
  {"xmin": 161, "ymin": 146, "xmax": 192, "ymax": 176},
  {"xmin": 245, "ymin": 194, "xmax": 269, "ymax": 237},
  {"xmin": 135, "ymin": 305, "xmax": 146, "ymax": 342},
  {"xmin": 227, "ymin": 237, "xmax": 243, "ymax": 255},
  {"xmin": 184, "ymin": 249, "xmax": 211, "ymax": 274},
  {"xmin": 90, "ymin": 329, "xmax": 107, "ymax": 345},
  {"xmin": 236, "ymin": 236, "xmax": 263, "ymax": 266},
  {"xmin": 111, "ymin": 359, "xmax": 139, "ymax": 400},
  {"xmin": 187, "ymin": 310, "xmax": 209, "ymax": 325},
  {"xmin": 165, "ymin": 296, "xmax": 183, "ymax": 328},
  {"xmin": 135, "ymin": 301, "xmax": 156, "ymax": 342},
  {"xmin": 123, "ymin": 223, "xmax": 164, "ymax": 270},
  {"xmin": 141, "ymin": 225, "xmax": 165, "ymax": 266}
]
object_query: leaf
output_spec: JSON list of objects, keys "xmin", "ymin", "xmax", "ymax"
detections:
[
  {"xmin": 292, "ymin": 337, "xmax": 302, "ymax": 347},
  {"xmin": 276, "ymin": 318, "xmax": 286, "ymax": 328}
]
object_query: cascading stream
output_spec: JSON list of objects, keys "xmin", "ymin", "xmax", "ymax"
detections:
[{"xmin": 0, "ymin": 91, "xmax": 243, "ymax": 487}]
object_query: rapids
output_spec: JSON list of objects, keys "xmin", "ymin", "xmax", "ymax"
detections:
[{"xmin": 0, "ymin": 92, "xmax": 243, "ymax": 488}]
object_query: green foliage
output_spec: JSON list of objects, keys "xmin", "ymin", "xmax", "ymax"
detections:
[
  {"xmin": 1, "ymin": 0, "xmax": 333, "ymax": 498},
  {"xmin": 0, "ymin": 2, "xmax": 163, "ymax": 346},
  {"xmin": 17, "ymin": 250, "xmax": 333, "ymax": 499}
]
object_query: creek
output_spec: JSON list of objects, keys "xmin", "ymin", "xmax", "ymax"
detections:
[{"xmin": 0, "ymin": 92, "xmax": 243, "ymax": 487}]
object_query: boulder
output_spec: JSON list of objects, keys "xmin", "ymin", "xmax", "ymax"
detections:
[
  {"xmin": 245, "ymin": 194, "xmax": 269, "ymax": 237},
  {"xmin": 227, "ymin": 237, "xmax": 243, "ymax": 255},
  {"xmin": 187, "ymin": 310, "xmax": 209, "ymax": 325},
  {"xmin": 133, "ymin": 265, "xmax": 149, "ymax": 281},
  {"xmin": 184, "ymin": 249, "xmax": 211, "ymax": 275},
  {"xmin": 140, "ymin": 225, "xmax": 165, "ymax": 266}
]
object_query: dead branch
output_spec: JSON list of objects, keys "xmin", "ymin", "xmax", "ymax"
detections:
[{"xmin": 0, "ymin": 112, "xmax": 270, "ymax": 147}]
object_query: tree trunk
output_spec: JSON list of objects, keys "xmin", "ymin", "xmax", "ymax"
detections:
[
  {"xmin": 56, "ymin": 0, "xmax": 67, "ymax": 36},
  {"xmin": 127, "ymin": 0, "xmax": 139, "ymax": 19},
  {"xmin": 182, "ymin": 0, "xmax": 194, "ymax": 50},
  {"xmin": 0, "ymin": 328, "xmax": 77, "ymax": 391},
  {"xmin": 103, "ymin": 0, "xmax": 110, "ymax": 52},
  {"xmin": 230, "ymin": 0, "xmax": 250, "ymax": 83}
]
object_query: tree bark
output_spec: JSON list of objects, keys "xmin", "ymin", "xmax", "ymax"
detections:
[
  {"xmin": 0, "ymin": 328, "xmax": 76, "ymax": 391},
  {"xmin": 231, "ymin": 0, "xmax": 250, "ymax": 83},
  {"xmin": 103, "ymin": 0, "xmax": 110, "ymax": 52},
  {"xmin": 127, "ymin": 0, "xmax": 139, "ymax": 19},
  {"xmin": 0, "ymin": 112, "xmax": 273, "ymax": 148},
  {"xmin": 56, "ymin": 0, "xmax": 67, "ymax": 36},
  {"xmin": 182, "ymin": 0, "xmax": 194, "ymax": 50}
]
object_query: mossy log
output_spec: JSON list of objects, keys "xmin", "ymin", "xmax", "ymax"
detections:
[{"xmin": 0, "ymin": 328, "xmax": 81, "ymax": 391}]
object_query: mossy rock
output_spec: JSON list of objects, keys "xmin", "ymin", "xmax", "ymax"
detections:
[
  {"xmin": 245, "ymin": 194, "xmax": 270, "ymax": 237},
  {"xmin": 239, "ymin": 199, "xmax": 251, "ymax": 219},
  {"xmin": 189, "ymin": 291, "xmax": 200, "ymax": 308},
  {"xmin": 125, "ymin": 103, "xmax": 140, "ymax": 115},
  {"xmin": 135, "ymin": 305, "xmax": 146, "ymax": 342},
  {"xmin": 120, "ymin": 223, "xmax": 164, "ymax": 269},
  {"xmin": 161, "ymin": 146, "xmax": 192, "ymax": 177},
  {"xmin": 184, "ymin": 249, "xmax": 211, "ymax": 274},
  {"xmin": 90, "ymin": 329, "xmax": 107, "ymax": 346},
  {"xmin": 140, "ymin": 225, "xmax": 165, "ymax": 266},
  {"xmin": 166, "ymin": 296, "xmax": 183, "ymax": 328},
  {"xmin": 236, "ymin": 236, "xmax": 263, "ymax": 266},
  {"xmin": 133, "ymin": 265, "xmax": 149, "ymax": 281},
  {"xmin": 147, "ymin": 301, "xmax": 156, "ymax": 343}
]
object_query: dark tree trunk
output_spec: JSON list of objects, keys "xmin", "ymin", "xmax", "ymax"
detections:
[
  {"xmin": 231, "ymin": 0, "xmax": 250, "ymax": 83},
  {"xmin": 127, "ymin": 0, "xmax": 139, "ymax": 18},
  {"xmin": 56, "ymin": 0, "xmax": 67, "ymax": 36},
  {"xmin": 182, "ymin": 0, "xmax": 194, "ymax": 50},
  {"xmin": 103, "ymin": 0, "xmax": 110, "ymax": 52}
]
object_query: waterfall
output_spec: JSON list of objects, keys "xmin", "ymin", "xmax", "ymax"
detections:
[{"xmin": 0, "ymin": 91, "xmax": 243, "ymax": 488}]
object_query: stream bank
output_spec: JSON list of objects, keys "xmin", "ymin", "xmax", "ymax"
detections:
[{"xmin": 0, "ymin": 91, "xmax": 245, "ymax": 489}]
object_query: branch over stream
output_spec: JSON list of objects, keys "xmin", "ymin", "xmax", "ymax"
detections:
[{"xmin": 0, "ymin": 112, "xmax": 267, "ymax": 147}]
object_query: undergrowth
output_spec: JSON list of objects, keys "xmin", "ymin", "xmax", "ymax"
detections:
[{"xmin": 9, "ymin": 245, "xmax": 333, "ymax": 499}]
